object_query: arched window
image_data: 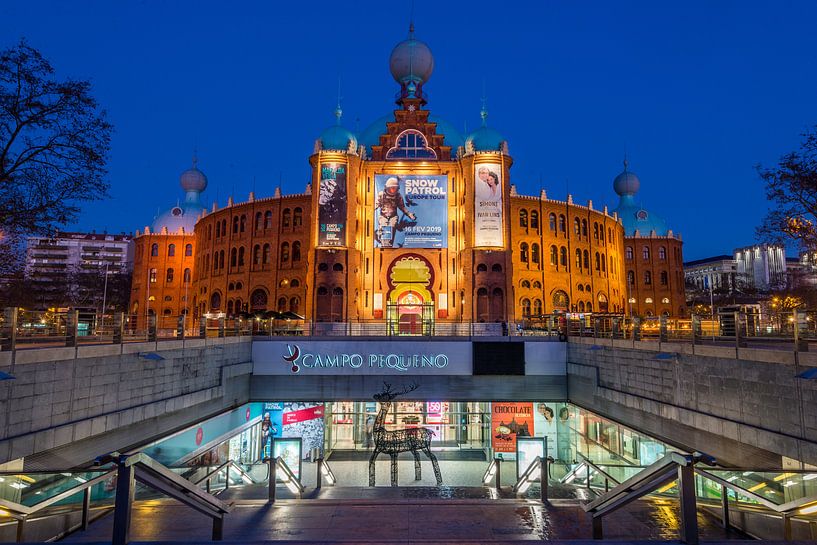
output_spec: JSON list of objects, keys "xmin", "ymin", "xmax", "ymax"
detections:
[
  {"xmin": 560, "ymin": 246, "xmax": 568, "ymax": 266},
  {"xmin": 476, "ymin": 288, "xmax": 488, "ymax": 323},
  {"xmin": 230, "ymin": 248, "xmax": 237, "ymax": 268},
  {"xmin": 550, "ymin": 245, "xmax": 558, "ymax": 266},
  {"xmin": 239, "ymin": 215, "xmax": 246, "ymax": 233},
  {"xmin": 575, "ymin": 249, "xmax": 582, "ymax": 269},
  {"xmin": 264, "ymin": 211, "xmax": 273, "ymax": 229},
  {"xmin": 289, "ymin": 297, "xmax": 300, "ymax": 314},
  {"xmin": 533, "ymin": 281, "xmax": 542, "ymax": 289},
  {"xmin": 262, "ymin": 244, "xmax": 271, "ymax": 264},
  {"xmin": 531, "ymin": 243, "xmax": 540, "ymax": 264},
  {"xmin": 643, "ymin": 246, "xmax": 650, "ymax": 260},
  {"xmin": 317, "ymin": 287, "xmax": 328, "ymax": 296},
  {"xmin": 215, "ymin": 221, "xmax": 221, "ymax": 238},
  {"xmin": 331, "ymin": 287, "xmax": 344, "ymax": 321},
  {"xmin": 578, "ymin": 284, "xmax": 585, "ymax": 292},
  {"xmin": 291, "ymin": 279, "xmax": 300, "ymax": 287},
  {"xmin": 530, "ymin": 211, "xmax": 539, "ymax": 230},
  {"xmin": 238, "ymin": 246, "xmax": 245, "ymax": 266},
  {"xmin": 212, "ymin": 255, "xmax": 217, "ymax": 273},
  {"xmin": 232, "ymin": 216, "xmax": 239, "ymax": 234},
  {"xmin": 491, "ymin": 263, "xmax": 502, "ymax": 272},
  {"xmin": 219, "ymin": 250, "xmax": 225, "ymax": 270},
  {"xmin": 595, "ymin": 252, "xmax": 601, "ymax": 271},
  {"xmin": 251, "ymin": 289, "xmax": 268, "ymax": 311},
  {"xmin": 574, "ymin": 218, "xmax": 581, "ymax": 235},
  {"xmin": 587, "ymin": 302, "xmax": 593, "ymax": 312},
  {"xmin": 255, "ymin": 212, "xmax": 263, "ymax": 232},
  {"xmin": 385, "ymin": 129, "xmax": 437, "ymax": 159},
  {"xmin": 210, "ymin": 292, "xmax": 221, "ymax": 310},
  {"xmin": 236, "ymin": 281, "xmax": 243, "ymax": 290},
  {"xmin": 579, "ymin": 301, "xmax": 585, "ymax": 312},
  {"xmin": 277, "ymin": 297, "xmax": 287, "ymax": 312},
  {"xmin": 593, "ymin": 223, "xmax": 599, "ymax": 240},
  {"xmin": 207, "ymin": 224, "xmax": 212, "ymax": 241},
  {"xmin": 318, "ymin": 263, "xmax": 329, "ymax": 272},
  {"xmin": 491, "ymin": 288, "xmax": 504, "ymax": 323},
  {"xmin": 549, "ymin": 213, "xmax": 557, "ymax": 231},
  {"xmin": 151, "ymin": 243, "xmax": 159, "ymax": 257},
  {"xmin": 332, "ymin": 263, "xmax": 343, "ymax": 271},
  {"xmin": 552, "ymin": 290, "xmax": 569, "ymax": 309},
  {"xmin": 520, "ymin": 243, "xmax": 529, "ymax": 263},
  {"xmin": 221, "ymin": 219, "xmax": 227, "ymax": 237},
  {"xmin": 282, "ymin": 208, "xmax": 291, "ymax": 228},
  {"xmin": 645, "ymin": 271, "xmax": 652, "ymax": 285},
  {"xmin": 227, "ymin": 300, "xmax": 234, "ymax": 315},
  {"xmin": 183, "ymin": 268, "xmax": 191, "ymax": 283},
  {"xmin": 292, "ymin": 241, "xmax": 301, "ymax": 262},
  {"xmin": 149, "ymin": 268, "xmax": 157, "ymax": 283},
  {"xmin": 521, "ymin": 280, "xmax": 531, "ymax": 288},
  {"xmin": 601, "ymin": 254, "xmax": 606, "ymax": 272},
  {"xmin": 522, "ymin": 298, "xmax": 531, "ymax": 316},
  {"xmin": 185, "ymin": 243, "xmax": 192, "ymax": 256},
  {"xmin": 559, "ymin": 214, "xmax": 566, "ymax": 232},
  {"xmin": 659, "ymin": 246, "xmax": 667, "ymax": 260},
  {"xmin": 581, "ymin": 219, "xmax": 587, "ymax": 237},
  {"xmin": 519, "ymin": 209, "xmax": 528, "ymax": 228},
  {"xmin": 167, "ymin": 244, "xmax": 175, "ymax": 257},
  {"xmin": 534, "ymin": 299, "xmax": 543, "ymax": 315},
  {"xmin": 293, "ymin": 207, "xmax": 303, "ymax": 227},
  {"xmin": 660, "ymin": 271, "xmax": 668, "ymax": 285},
  {"xmin": 627, "ymin": 270, "xmax": 635, "ymax": 285},
  {"xmin": 280, "ymin": 242, "xmax": 289, "ymax": 262},
  {"xmin": 625, "ymin": 246, "xmax": 634, "ymax": 260},
  {"xmin": 477, "ymin": 263, "xmax": 488, "ymax": 272},
  {"xmin": 253, "ymin": 245, "xmax": 261, "ymax": 265}
]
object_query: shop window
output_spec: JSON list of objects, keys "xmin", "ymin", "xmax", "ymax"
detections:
[{"xmin": 168, "ymin": 244, "xmax": 175, "ymax": 257}]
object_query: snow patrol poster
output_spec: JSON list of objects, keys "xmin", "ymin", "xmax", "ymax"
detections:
[
  {"xmin": 318, "ymin": 164, "xmax": 346, "ymax": 247},
  {"xmin": 491, "ymin": 402, "xmax": 534, "ymax": 457},
  {"xmin": 374, "ymin": 174, "xmax": 448, "ymax": 248},
  {"xmin": 474, "ymin": 163, "xmax": 504, "ymax": 247}
]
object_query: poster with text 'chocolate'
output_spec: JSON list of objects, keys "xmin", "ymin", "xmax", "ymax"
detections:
[
  {"xmin": 491, "ymin": 402, "xmax": 533, "ymax": 457},
  {"xmin": 474, "ymin": 163, "xmax": 504, "ymax": 247}
]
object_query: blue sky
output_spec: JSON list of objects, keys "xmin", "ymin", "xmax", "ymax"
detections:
[{"xmin": 3, "ymin": 1, "xmax": 817, "ymax": 260}]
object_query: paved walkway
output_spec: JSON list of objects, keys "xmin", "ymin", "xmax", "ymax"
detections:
[{"xmin": 63, "ymin": 485, "xmax": 748, "ymax": 543}]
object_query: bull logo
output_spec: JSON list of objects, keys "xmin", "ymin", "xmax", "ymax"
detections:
[{"xmin": 283, "ymin": 344, "xmax": 301, "ymax": 373}]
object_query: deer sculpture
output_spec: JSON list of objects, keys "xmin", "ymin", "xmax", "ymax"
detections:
[{"xmin": 369, "ymin": 382, "xmax": 443, "ymax": 487}]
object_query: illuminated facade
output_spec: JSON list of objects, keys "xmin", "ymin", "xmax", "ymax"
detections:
[{"xmin": 130, "ymin": 27, "xmax": 685, "ymax": 325}]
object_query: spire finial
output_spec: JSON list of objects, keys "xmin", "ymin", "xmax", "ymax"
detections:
[
  {"xmin": 408, "ymin": 0, "xmax": 415, "ymax": 37},
  {"xmin": 334, "ymin": 76, "xmax": 343, "ymax": 124},
  {"xmin": 192, "ymin": 146, "xmax": 198, "ymax": 169},
  {"xmin": 480, "ymin": 84, "xmax": 488, "ymax": 127},
  {"xmin": 623, "ymin": 151, "xmax": 629, "ymax": 171}
]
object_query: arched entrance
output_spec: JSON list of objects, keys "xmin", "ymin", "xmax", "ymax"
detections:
[{"xmin": 386, "ymin": 255, "xmax": 435, "ymax": 335}]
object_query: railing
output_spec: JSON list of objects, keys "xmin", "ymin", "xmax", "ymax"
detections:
[
  {"xmin": 95, "ymin": 451, "xmax": 230, "ymax": 545},
  {"xmin": 267, "ymin": 456, "xmax": 304, "ymax": 502},
  {"xmin": 191, "ymin": 459, "xmax": 256, "ymax": 494}
]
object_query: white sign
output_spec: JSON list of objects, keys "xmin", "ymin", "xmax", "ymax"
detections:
[{"xmin": 252, "ymin": 340, "xmax": 474, "ymax": 376}]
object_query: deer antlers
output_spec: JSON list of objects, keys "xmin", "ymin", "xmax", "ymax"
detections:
[{"xmin": 375, "ymin": 381, "xmax": 419, "ymax": 400}]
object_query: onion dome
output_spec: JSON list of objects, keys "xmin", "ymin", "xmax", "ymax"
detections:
[
  {"xmin": 465, "ymin": 102, "xmax": 505, "ymax": 152},
  {"xmin": 389, "ymin": 23, "xmax": 434, "ymax": 85},
  {"xmin": 318, "ymin": 103, "xmax": 357, "ymax": 152},
  {"xmin": 611, "ymin": 158, "xmax": 669, "ymax": 236},
  {"xmin": 613, "ymin": 158, "xmax": 640, "ymax": 196},
  {"xmin": 151, "ymin": 156, "xmax": 208, "ymax": 233}
]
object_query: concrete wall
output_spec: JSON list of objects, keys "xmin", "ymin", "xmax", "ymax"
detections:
[
  {"xmin": 0, "ymin": 337, "xmax": 253, "ymax": 468},
  {"xmin": 567, "ymin": 338, "xmax": 817, "ymax": 467}
]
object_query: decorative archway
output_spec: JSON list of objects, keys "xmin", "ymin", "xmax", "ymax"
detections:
[{"xmin": 386, "ymin": 255, "xmax": 435, "ymax": 335}]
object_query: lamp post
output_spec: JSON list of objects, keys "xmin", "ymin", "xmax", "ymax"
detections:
[{"xmin": 101, "ymin": 261, "xmax": 110, "ymax": 319}]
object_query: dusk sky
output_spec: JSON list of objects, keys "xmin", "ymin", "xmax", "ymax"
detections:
[{"xmin": 3, "ymin": 1, "xmax": 817, "ymax": 260}]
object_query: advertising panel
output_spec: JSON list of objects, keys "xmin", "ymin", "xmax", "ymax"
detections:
[
  {"xmin": 474, "ymin": 163, "xmax": 504, "ymax": 247},
  {"xmin": 516, "ymin": 436, "xmax": 546, "ymax": 479},
  {"xmin": 532, "ymin": 402, "xmax": 559, "ymax": 460},
  {"xmin": 318, "ymin": 163, "xmax": 346, "ymax": 247},
  {"xmin": 273, "ymin": 438, "xmax": 302, "ymax": 479},
  {"xmin": 282, "ymin": 402, "xmax": 325, "ymax": 461},
  {"xmin": 374, "ymin": 174, "xmax": 448, "ymax": 248},
  {"xmin": 491, "ymin": 402, "xmax": 534, "ymax": 458}
]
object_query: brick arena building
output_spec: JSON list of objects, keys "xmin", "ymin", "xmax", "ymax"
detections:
[{"xmin": 129, "ymin": 27, "xmax": 684, "ymax": 328}]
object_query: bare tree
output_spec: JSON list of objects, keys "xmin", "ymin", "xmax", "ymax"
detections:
[
  {"xmin": 757, "ymin": 126, "xmax": 817, "ymax": 250},
  {"xmin": 0, "ymin": 40, "xmax": 112, "ymax": 238}
]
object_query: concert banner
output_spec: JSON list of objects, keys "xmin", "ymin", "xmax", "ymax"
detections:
[
  {"xmin": 318, "ymin": 163, "xmax": 346, "ymax": 247},
  {"xmin": 374, "ymin": 174, "xmax": 448, "ymax": 248},
  {"xmin": 474, "ymin": 163, "xmax": 504, "ymax": 247}
]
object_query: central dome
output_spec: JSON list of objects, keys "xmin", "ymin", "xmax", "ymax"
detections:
[{"xmin": 389, "ymin": 25, "xmax": 434, "ymax": 85}]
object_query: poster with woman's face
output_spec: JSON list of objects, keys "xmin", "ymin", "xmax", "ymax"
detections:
[
  {"xmin": 474, "ymin": 163, "xmax": 504, "ymax": 247},
  {"xmin": 533, "ymin": 402, "xmax": 558, "ymax": 460}
]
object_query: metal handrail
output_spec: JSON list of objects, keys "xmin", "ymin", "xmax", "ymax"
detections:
[
  {"xmin": 562, "ymin": 452, "xmax": 629, "ymax": 493},
  {"xmin": 191, "ymin": 459, "xmax": 255, "ymax": 494},
  {"xmin": 0, "ymin": 469, "xmax": 116, "ymax": 541}
]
